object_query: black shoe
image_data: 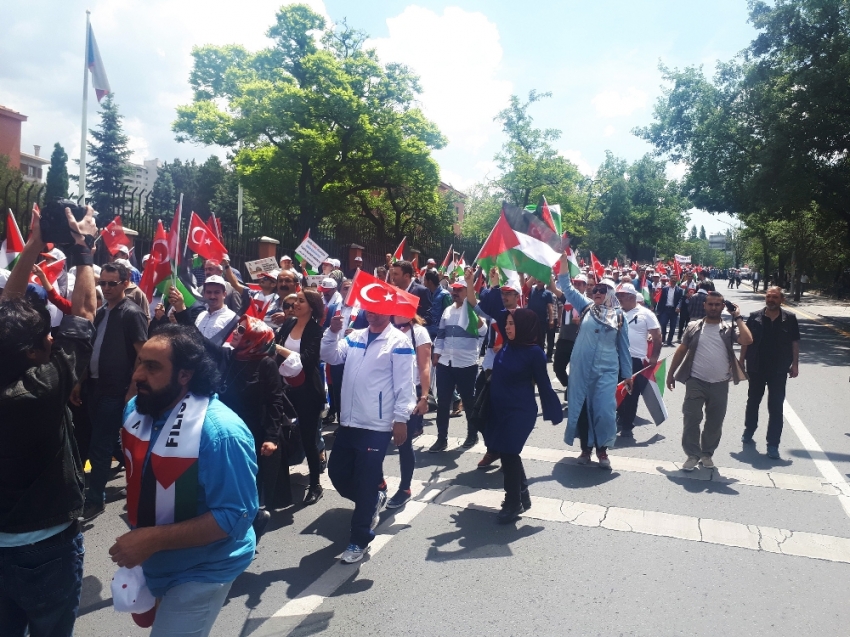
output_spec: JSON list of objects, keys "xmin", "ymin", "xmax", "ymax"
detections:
[
  {"xmin": 741, "ymin": 430, "xmax": 755, "ymax": 444},
  {"xmin": 520, "ymin": 489, "xmax": 531, "ymax": 511},
  {"xmin": 496, "ymin": 502, "xmax": 524, "ymax": 524},
  {"xmin": 303, "ymin": 485, "xmax": 323, "ymax": 505},
  {"xmin": 462, "ymin": 434, "xmax": 479, "ymax": 448},
  {"xmin": 322, "ymin": 414, "xmax": 336, "ymax": 426},
  {"xmin": 619, "ymin": 428, "xmax": 634, "ymax": 439},
  {"xmin": 252, "ymin": 509, "xmax": 271, "ymax": 542},
  {"xmin": 429, "ymin": 439, "xmax": 448, "ymax": 453},
  {"xmin": 81, "ymin": 501, "xmax": 104, "ymax": 521}
]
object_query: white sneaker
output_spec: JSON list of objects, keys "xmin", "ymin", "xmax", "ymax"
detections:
[
  {"xmin": 371, "ymin": 490, "xmax": 387, "ymax": 531},
  {"xmin": 681, "ymin": 456, "xmax": 700, "ymax": 471},
  {"xmin": 341, "ymin": 544, "xmax": 369, "ymax": 564},
  {"xmin": 700, "ymin": 455, "xmax": 715, "ymax": 469}
]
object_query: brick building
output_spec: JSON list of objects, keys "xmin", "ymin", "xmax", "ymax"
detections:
[{"xmin": 0, "ymin": 104, "xmax": 27, "ymax": 169}]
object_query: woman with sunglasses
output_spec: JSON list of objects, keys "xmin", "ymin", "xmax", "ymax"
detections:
[
  {"xmin": 382, "ymin": 314, "xmax": 432, "ymax": 509},
  {"xmin": 488, "ymin": 309, "xmax": 562, "ymax": 522},
  {"xmin": 276, "ymin": 289, "xmax": 327, "ymax": 505},
  {"xmin": 556, "ymin": 254, "xmax": 633, "ymax": 468},
  {"xmin": 214, "ymin": 315, "xmax": 287, "ymax": 538}
]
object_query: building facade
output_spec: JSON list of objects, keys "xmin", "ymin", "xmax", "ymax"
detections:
[{"xmin": 122, "ymin": 158, "xmax": 161, "ymax": 195}]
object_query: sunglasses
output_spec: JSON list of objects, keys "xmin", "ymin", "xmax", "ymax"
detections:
[
  {"xmin": 591, "ymin": 285, "xmax": 609, "ymax": 295},
  {"xmin": 281, "ymin": 302, "xmax": 294, "ymax": 310},
  {"xmin": 101, "ymin": 280, "xmax": 123, "ymax": 288},
  {"xmin": 236, "ymin": 324, "xmax": 247, "ymax": 334}
]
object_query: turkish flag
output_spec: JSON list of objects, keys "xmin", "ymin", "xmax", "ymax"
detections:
[
  {"xmin": 590, "ymin": 251, "xmax": 605, "ymax": 279},
  {"xmin": 187, "ymin": 212, "xmax": 227, "ymax": 262},
  {"xmin": 30, "ymin": 258, "xmax": 66, "ymax": 286},
  {"xmin": 345, "ymin": 269, "xmax": 419, "ymax": 319},
  {"xmin": 139, "ymin": 221, "xmax": 172, "ymax": 302},
  {"xmin": 100, "ymin": 216, "xmax": 133, "ymax": 255}
]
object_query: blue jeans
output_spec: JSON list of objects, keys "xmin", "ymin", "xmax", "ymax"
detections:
[
  {"xmin": 85, "ymin": 386, "xmax": 127, "ymax": 505},
  {"xmin": 150, "ymin": 580, "xmax": 232, "ymax": 637},
  {"xmin": 0, "ymin": 526, "xmax": 84, "ymax": 637},
  {"xmin": 328, "ymin": 426, "xmax": 392, "ymax": 548},
  {"xmin": 435, "ymin": 363, "xmax": 478, "ymax": 440}
]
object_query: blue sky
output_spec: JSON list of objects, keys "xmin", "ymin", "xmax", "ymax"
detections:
[{"xmin": 2, "ymin": 0, "xmax": 756, "ymax": 234}]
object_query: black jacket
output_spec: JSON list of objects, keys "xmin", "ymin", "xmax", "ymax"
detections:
[
  {"xmin": 0, "ymin": 316, "xmax": 93, "ymax": 533},
  {"xmin": 216, "ymin": 354, "xmax": 286, "ymax": 445},
  {"xmin": 654, "ymin": 286, "xmax": 684, "ymax": 314},
  {"xmin": 744, "ymin": 308, "xmax": 800, "ymax": 375},
  {"xmin": 91, "ymin": 297, "xmax": 148, "ymax": 396},
  {"xmin": 276, "ymin": 317, "xmax": 325, "ymax": 402},
  {"xmin": 408, "ymin": 281, "xmax": 433, "ymax": 325}
]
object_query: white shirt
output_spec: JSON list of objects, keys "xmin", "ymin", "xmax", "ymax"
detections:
[
  {"xmin": 690, "ymin": 322, "xmax": 731, "ymax": 383},
  {"xmin": 623, "ymin": 305, "xmax": 660, "ymax": 360},
  {"xmin": 194, "ymin": 305, "xmax": 237, "ymax": 339},
  {"xmin": 399, "ymin": 323, "xmax": 431, "ymax": 380},
  {"xmin": 665, "ymin": 286, "xmax": 676, "ymax": 307},
  {"xmin": 433, "ymin": 302, "xmax": 487, "ymax": 369}
]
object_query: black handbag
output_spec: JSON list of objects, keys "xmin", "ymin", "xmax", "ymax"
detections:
[{"xmin": 467, "ymin": 377, "xmax": 492, "ymax": 434}]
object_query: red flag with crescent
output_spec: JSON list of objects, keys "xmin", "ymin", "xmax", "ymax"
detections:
[
  {"xmin": 187, "ymin": 211, "xmax": 227, "ymax": 262},
  {"xmin": 345, "ymin": 269, "xmax": 419, "ymax": 318}
]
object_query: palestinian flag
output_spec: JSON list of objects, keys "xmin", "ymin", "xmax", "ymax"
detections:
[
  {"xmin": 439, "ymin": 244, "xmax": 453, "ymax": 273},
  {"xmin": 616, "ymin": 359, "xmax": 669, "ymax": 425},
  {"xmin": 0, "ymin": 209, "xmax": 25, "ymax": 270},
  {"xmin": 140, "ymin": 220, "xmax": 196, "ymax": 306},
  {"xmin": 638, "ymin": 271, "xmax": 651, "ymax": 305},
  {"xmin": 452, "ymin": 252, "xmax": 466, "ymax": 277},
  {"xmin": 475, "ymin": 203, "xmax": 561, "ymax": 282},
  {"xmin": 392, "ymin": 237, "xmax": 406, "ymax": 263},
  {"xmin": 563, "ymin": 233, "xmax": 581, "ymax": 278},
  {"xmin": 457, "ymin": 298, "xmax": 479, "ymax": 336}
]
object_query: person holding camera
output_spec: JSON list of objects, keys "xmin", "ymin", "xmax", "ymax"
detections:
[
  {"xmin": 0, "ymin": 204, "xmax": 98, "ymax": 637},
  {"xmin": 666, "ymin": 292, "xmax": 753, "ymax": 470}
]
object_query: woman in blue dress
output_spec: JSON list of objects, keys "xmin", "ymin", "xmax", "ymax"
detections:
[
  {"xmin": 556, "ymin": 256, "xmax": 633, "ymax": 468},
  {"xmin": 487, "ymin": 309, "xmax": 563, "ymax": 523}
]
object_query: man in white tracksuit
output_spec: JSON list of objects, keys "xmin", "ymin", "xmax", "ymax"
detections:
[{"xmin": 321, "ymin": 310, "xmax": 416, "ymax": 563}]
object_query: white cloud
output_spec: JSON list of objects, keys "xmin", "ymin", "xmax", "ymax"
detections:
[
  {"xmin": 603, "ymin": 125, "xmax": 616, "ymax": 137},
  {"xmin": 591, "ymin": 87, "xmax": 648, "ymax": 118},
  {"xmin": 666, "ymin": 162, "xmax": 688, "ymax": 181},
  {"xmin": 560, "ymin": 150, "xmax": 594, "ymax": 177},
  {"xmin": 369, "ymin": 6, "xmax": 512, "ymax": 154}
]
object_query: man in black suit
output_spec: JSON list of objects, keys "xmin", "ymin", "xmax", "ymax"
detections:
[
  {"xmin": 390, "ymin": 260, "xmax": 432, "ymax": 326},
  {"xmin": 653, "ymin": 275, "xmax": 684, "ymax": 346}
]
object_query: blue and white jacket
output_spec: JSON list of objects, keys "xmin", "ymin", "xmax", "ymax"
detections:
[{"xmin": 320, "ymin": 323, "xmax": 417, "ymax": 432}]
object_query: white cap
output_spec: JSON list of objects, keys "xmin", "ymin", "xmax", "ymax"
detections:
[
  {"xmin": 331, "ymin": 258, "xmax": 341, "ymax": 268},
  {"xmin": 598, "ymin": 278, "xmax": 617, "ymax": 289},
  {"xmin": 615, "ymin": 282, "xmax": 638, "ymax": 296},
  {"xmin": 354, "ymin": 256, "xmax": 363, "ymax": 262},
  {"xmin": 141, "ymin": 254, "xmax": 151, "ymax": 264},
  {"xmin": 203, "ymin": 275, "xmax": 226, "ymax": 288},
  {"xmin": 319, "ymin": 277, "xmax": 338, "ymax": 289},
  {"xmin": 0, "ymin": 268, "xmax": 10, "ymax": 288},
  {"xmin": 114, "ymin": 258, "xmax": 132, "ymax": 268},
  {"xmin": 280, "ymin": 255, "xmax": 292, "ymax": 262},
  {"xmin": 450, "ymin": 279, "xmax": 467, "ymax": 289},
  {"xmin": 116, "ymin": 245, "xmax": 130, "ymax": 255},
  {"xmin": 500, "ymin": 281, "xmax": 521, "ymax": 294},
  {"xmin": 572, "ymin": 274, "xmax": 588, "ymax": 284},
  {"xmin": 111, "ymin": 566, "xmax": 156, "ymax": 614},
  {"xmin": 41, "ymin": 247, "xmax": 65, "ymax": 261},
  {"xmin": 259, "ymin": 269, "xmax": 280, "ymax": 280}
]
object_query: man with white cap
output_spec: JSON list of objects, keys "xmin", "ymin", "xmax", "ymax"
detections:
[
  {"xmin": 114, "ymin": 245, "xmax": 142, "ymax": 284},
  {"xmin": 318, "ymin": 277, "xmax": 343, "ymax": 327},
  {"xmin": 169, "ymin": 275, "xmax": 238, "ymax": 344},
  {"xmin": 430, "ymin": 277, "xmax": 486, "ymax": 452},
  {"xmin": 615, "ymin": 282, "xmax": 662, "ymax": 437},
  {"xmin": 549, "ymin": 273, "xmax": 588, "ymax": 397}
]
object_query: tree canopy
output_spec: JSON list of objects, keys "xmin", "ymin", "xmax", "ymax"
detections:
[
  {"xmin": 86, "ymin": 94, "xmax": 131, "ymax": 216},
  {"xmin": 173, "ymin": 4, "xmax": 448, "ymax": 242},
  {"xmin": 45, "ymin": 143, "xmax": 68, "ymax": 201}
]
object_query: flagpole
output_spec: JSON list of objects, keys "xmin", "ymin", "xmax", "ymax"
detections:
[
  {"xmin": 172, "ymin": 193, "xmax": 183, "ymax": 289},
  {"xmin": 79, "ymin": 10, "xmax": 91, "ymax": 203}
]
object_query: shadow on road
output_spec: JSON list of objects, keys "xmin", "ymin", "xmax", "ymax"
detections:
[
  {"xmin": 730, "ymin": 446, "xmax": 793, "ymax": 469},
  {"xmin": 425, "ymin": 508, "xmax": 543, "ymax": 562},
  {"xmin": 657, "ymin": 469, "xmax": 740, "ymax": 495}
]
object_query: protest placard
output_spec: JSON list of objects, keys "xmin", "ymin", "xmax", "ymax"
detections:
[
  {"xmin": 245, "ymin": 257, "xmax": 279, "ymax": 280},
  {"xmin": 295, "ymin": 238, "xmax": 329, "ymax": 269}
]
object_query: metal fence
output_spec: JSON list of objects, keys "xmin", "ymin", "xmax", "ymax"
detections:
[{"xmin": 2, "ymin": 184, "xmax": 482, "ymax": 273}]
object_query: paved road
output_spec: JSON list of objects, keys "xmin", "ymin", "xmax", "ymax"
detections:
[{"xmin": 75, "ymin": 285, "xmax": 850, "ymax": 637}]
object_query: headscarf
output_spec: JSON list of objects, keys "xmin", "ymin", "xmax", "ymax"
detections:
[
  {"xmin": 233, "ymin": 316, "xmax": 276, "ymax": 361},
  {"xmin": 589, "ymin": 281, "xmax": 622, "ymax": 329},
  {"xmin": 508, "ymin": 308, "xmax": 539, "ymax": 347}
]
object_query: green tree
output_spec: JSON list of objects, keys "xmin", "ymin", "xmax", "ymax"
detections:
[
  {"xmin": 689, "ymin": 225, "xmax": 698, "ymax": 240},
  {"xmin": 44, "ymin": 143, "xmax": 69, "ymax": 201},
  {"xmin": 699, "ymin": 225, "xmax": 707, "ymax": 240},
  {"xmin": 150, "ymin": 164, "xmax": 175, "ymax": 217},
  {"xmin": 173, "ymin": 4, "xmax": 446, "ymax": 242},
  {"xmin": 196, "ymin": 156, "xmax": 226, "ymax": 217},
  {"xmin": 86, "ymin": 94, "xmax": 131, "ymax": 216},
  {"xmin": 587, "ymin": 152, "xmax": 689, "ymax": 261}
]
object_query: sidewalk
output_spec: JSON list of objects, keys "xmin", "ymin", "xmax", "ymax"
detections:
[{"xmin": 784, "ymin": 291, "xmax": 850, "ymax": 329}]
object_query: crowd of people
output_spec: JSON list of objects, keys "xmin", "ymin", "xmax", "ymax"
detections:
[{"xmin": 0, "ymin": 206, "xmax": 801, "ymax": 637}]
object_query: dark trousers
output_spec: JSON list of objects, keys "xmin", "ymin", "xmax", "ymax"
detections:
[
  {"xmin": 744, "ymin": 372, "xmax": 788, "ymax": 446},
  {"xmin": 328, "ymin": 426, "xmax": 392, "ymax": 548},
  {"xmin": 553, "ymin": 339, "xmax": 575, "ymax": 388},
  {"xmin": 677, "ymin": 308, "xmax": 690, "ymax": 340},
  {"xmin": 435, "ymin": 363, "xmax": 478, "ymax": 440},
  {"xmin": 255, "ymin": 444, "xmax": 280, "ymax": 508},
  {"xmin": 577, "ymin": 402, "xmax": 607, "ymax": 454},
  {"xmin": 501, "ymin": 454, "xmax": 527, "ymax": 507},
  {"xmin": 546, "ymin": 327, "xmax": 556, "ymax": 360},
  {"xmin": 328, "ymin": 363, "xmax": 344, "ymax": 419},
  {"xmin": 395, "ymin": 386, "xmax": 423, "ymax": 492},
  {"xmin": 290, "ymin": 392, "xmax": 324, "ymax": 487},
  {"xmin": 0, "ymin": 525, "xmax": 84, "ymax": 637},
  {"xmin": 616, "ymin": 357, "xmax": 647, "ymax": 431},
  {"xmin": 85, "ymin": 384, "xmax": 126, "ymax": 505},
  {"xmin": 657, "ymin": 309, "xmax": 676, "ymax": 344}
]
